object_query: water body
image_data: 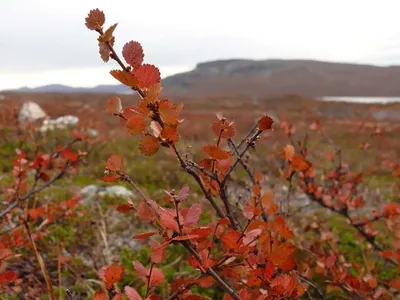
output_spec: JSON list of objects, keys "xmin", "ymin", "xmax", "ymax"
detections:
[{"xmin": 320, "ymin": 97, "xmax": 400, "ymax": 104}]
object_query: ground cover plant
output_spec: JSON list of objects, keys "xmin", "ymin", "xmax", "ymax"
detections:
[{"xmin": 0, "ymin": 7, "xmax": 399, "ymax": 300}]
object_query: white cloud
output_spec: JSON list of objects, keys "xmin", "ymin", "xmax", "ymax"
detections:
[{"xmin": 0, "ymin": 0, "xmax": 399, "ymax": 89}]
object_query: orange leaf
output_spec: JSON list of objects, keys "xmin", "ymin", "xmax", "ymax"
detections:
[
  {"xmin": 139, "ymin": 136, "xmax": 160, "ymax": 156},
  {"xmin": 281, "ymin": 144, "xmax": 295, "ymax": 161},
  {"xmin": 85, "ymin": 9, "xmax": 105, "ymax": 31},
  {"xmin": 110, "ymin": 70, "xmax": 139, "ymax": 87},
  {"xmin": 158, "ymin": 99, "xmax": 181, "ymax": 126},
  {"xmin": 211, "ymin": 119, "xmax": 235, "ymax": 139},
  {"xmin": 106, "ymin": 155, "xmax": 122, "ymax": 172},
  {"xmin": 202, "ymin": 145, "xmax": 230, "ymax": 160},
  {"xmin": 258, "ymin": 115, "xmax": 274, "ymax": 130},
  {"xmin": 133, "ymin": 64, "xmax": 161, "ymax": 89},
  {"xmin": 291, "ymin": 155, "xmax": 312, "ymax": 172},
  {"xmin": 122, "ymin": 41, "xmax": 144, "ymax": 68},
  {"xmin": 93, "ymin": 291, "xmax": 107, "ymax": 300},
  {"xmin": 104, "ymin": 265, "xmax": 124, "ymax": 284},
  {"xmin": 267, "ymin": 242, "xmax": 296, "ymax": 271},
  {"xmin": 161, "ymin": 126, "xmax": 179, "ymax": 143},
  {"xmin": 126, "ymin": 115, "xmax": 147, "ymax": 135},
  {"xmin": 104, "ymin": 96, "xmax": 122, "ymax": 114}
]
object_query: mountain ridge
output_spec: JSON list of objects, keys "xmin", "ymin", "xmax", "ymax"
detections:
[{"xmin": 4, "ymin": 59, "xmax": 400, "ymax": 97}]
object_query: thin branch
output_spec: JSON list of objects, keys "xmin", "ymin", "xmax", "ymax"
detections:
[
  {"xmin": 23, "ymin": 220, "xmax": 56, "ymax": 300},
  {"xmin": 181, "ymin": 241, "xmax": 240, "ymax": 300}
]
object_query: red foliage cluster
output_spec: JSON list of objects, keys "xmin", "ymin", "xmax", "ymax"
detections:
[{"xmin": 83, "ymin": 8, "xmax": 400, "ymax": 300}]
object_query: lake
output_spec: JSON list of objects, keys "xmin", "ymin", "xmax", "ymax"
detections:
[{"xmin": 320, "ymin": 97, "xmax": 400, "ymax": 104}]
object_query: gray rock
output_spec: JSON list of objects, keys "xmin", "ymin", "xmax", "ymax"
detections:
[{"xmin": 18, "ymin": 102, "xmax": 47, "ymax": 123}]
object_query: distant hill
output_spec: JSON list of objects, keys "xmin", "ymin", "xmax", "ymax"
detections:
[{"xmin": 4, "ymin": 59, "xmax": 400, "ymax": 98}]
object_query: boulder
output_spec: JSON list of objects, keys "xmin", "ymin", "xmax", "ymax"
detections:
[{"xmin": 18, "ymin": 102, "xmax": 47, "ymax": 123}]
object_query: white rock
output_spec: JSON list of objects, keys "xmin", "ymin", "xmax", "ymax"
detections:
[
  {"xmin": 0, "ymin": 95, "xmax": 5, "ymax": 101},
  {"xmin": 39, "ymin": 115, "xmax": 79, "ymax": 132},
  {"xmin": 80, "ymin": 184, "xmax": 101, "ymax": 205},
  {"xmin": 101, "ymin": 186, "xmax": 133, "ymax": 198},
  {"xmin": 18, "ymin": 102, "xmax": 47, "ymax": 123}
]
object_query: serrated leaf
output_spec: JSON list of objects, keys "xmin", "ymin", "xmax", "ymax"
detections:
[
  {"xmin": 139, "ymin": 135, "xmax": 160, "ymax": 156},
  {"xmin": 126, "ymin": 115, "xmax": 146, "ymax": 135},
  {"xmin": 159, "ymin": 211, "xmax": 178, "ymax": 231},
  {"xmin": 122, "ymin": 41, "xmax": 144, "ymax": 68},
  {"xmin": 211, "ymin": 119, "xmax": 235, "ymax": 139},
  {"xmin": 133, "ymin": 64, "xmax": 161, "ymax": 89},
  {"xmin": 258, "ymin": 115, "xmax": 274, "ymax": 130},
  {"xmin": 104, "ymin": 265, "xmax": 124, "ymax": 284},
  {"xmin": 184, "ymin": 204, "xmax": 202, "ymax": 227},
  {"xmin": 85, "ymin": 9, "xmax": 105, "ymax": 31},
  {"xmin": 106, "ymin": 155, "xmax": 121, "ymax": 172}
]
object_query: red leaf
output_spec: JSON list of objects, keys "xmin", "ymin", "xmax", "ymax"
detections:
[
  {"xmin": 117, "ymin": 203, "xmax": 132, "ymax": 213},
  {"xmin": 85, "ymin": 9, "xmax": 105, "ymax": 31},
  {"xmin": 139, "ymin": 136, "xmax": 160, "ymax": 156},
  {"xmin": 106, "ymin": 155, "xmax": 122, "ymax": 172},
  {"xmin": 122, "ymin": 41, "xmax": 144, "ymax": 68},
  {"xmin": 267, "ymin": 242, "xmax": 296, "ymax": 271},
  {"xmin": 0, "ymin": 270, "xmax": 17, "ymax": 286},
  {"xmin": 149, "ymin": 268, "xmax": 165, "ymax": 286},
  {"xmin": 258, "ymin": 115, "xmax": 274, "ymax": 130},
  {"xmin": 264, "ymin": 262, "xmax": 274, "ymax": 280},
  {"xmin": 93, "ymin": 291, "xmax": 107, "ymax": 300},
  {"xmin": 104, "ymin": 96, "xmax": 122, "ymax": 114},
  {"xmin": 389, "ymin": 279, "xmax": 400, "ymax": 289},
  {"xmin": 160, "ymin": 211, "xmax": 179, "ymax": 231},
  {"xmin": 133, "ymin": 232, "xmax": 157, "ymax": 239},
  {"xmin": 178, "ymin": 186, "xmax": 190, "ymax": 202},
  {"xmin": 60, "ymin": 148, "xmax": 79, "ymax": 162},
  {"xmin": 101, "ymin": 175, "xmax": 119, "ymax": 182},
  {"xmin": 133, "ymin": 64, "xmax": 161, "ymax": 89},
  {"xmin": 202, "ymin": 145, "xmax": 230, "ymax": 160},
  {"xmin": 172, "ymin": 234, "xmax": 200, "ymax": 241},
  {"xmin": 125, "ymin": 286, "xmax": 142, "ymax": 300},
  {"xmin": 133, "ymin": 260, "xmax": 147, "ymax": 277},
  {"xmin": 184, "ymin": 204, "xmax": 202, "ymax": 227},
  {"xmin": 104, "ymin": 265, "xmax": 124, "ymax": 284},
  {"xmin": 151, "ymin": 241, "xmax": 169, "ymax": 264}
]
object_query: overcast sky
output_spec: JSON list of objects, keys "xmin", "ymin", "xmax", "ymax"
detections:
[{"xmin": 1, "ymin": 0, "xmax": 400, "ymax": 90}]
